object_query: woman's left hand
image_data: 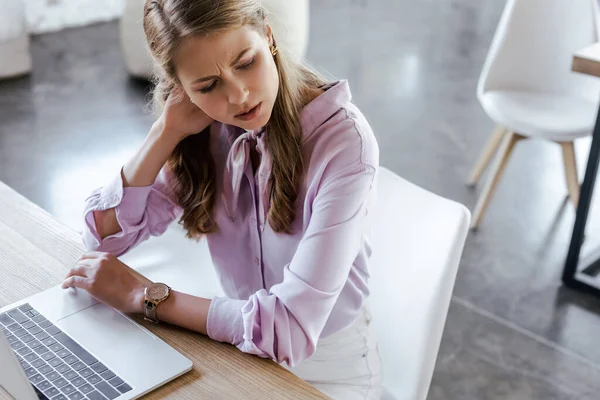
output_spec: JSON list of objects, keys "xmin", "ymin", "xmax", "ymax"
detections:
[{"xmin": 62, "ymin": 251, "xmax": 152, "ymax": 314}]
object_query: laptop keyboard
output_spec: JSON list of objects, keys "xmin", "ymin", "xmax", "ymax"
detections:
[{"xmin": 0, "ymin": 304, "xmax": 133, "ymax": 400}]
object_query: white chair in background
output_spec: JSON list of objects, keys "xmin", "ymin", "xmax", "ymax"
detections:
[
  {"xmin": 121, "ymin": 166, "xmax": 471, "ymax": 400},
  {"xmin": 468, "ymin": 0, "xmax": 600, "ymax": 229},
  {"xmin": 0, "ymin": 0, "xmax": 31, "ymax": 79},
  {"xmin": 120, "ymin": 0, "xmax": 310, "ymax": 80}
]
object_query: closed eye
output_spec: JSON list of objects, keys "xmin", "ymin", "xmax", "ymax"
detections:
[{"xmin": 198, "ymin": 81, "xmax": 217, "ymax": 94}]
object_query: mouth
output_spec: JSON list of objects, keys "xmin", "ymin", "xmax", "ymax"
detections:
[{"xmin": 235, "ymin": 103, "xmax": 262, "ymax": 121}]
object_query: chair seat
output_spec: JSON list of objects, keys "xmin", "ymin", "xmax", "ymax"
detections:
[{"xmin": 480, "ymin": 90, "xmax": 597, "ymax": 141}]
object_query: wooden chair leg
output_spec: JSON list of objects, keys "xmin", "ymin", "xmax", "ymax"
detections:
[
  {"xmin": 560, "ymin": 141, "xmax": 580, "ymax": 207},
  {"xmin": 467, "ymin": 125, "xmax": 506, "ymax": 186},
  {"xmin": 471, "ymin": 132, "xmax": 522, "ymax": 229}
]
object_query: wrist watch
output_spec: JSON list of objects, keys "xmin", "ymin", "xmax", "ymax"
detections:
[{"xmin": 143, "ymin": 283, "xmax": 171, "ymax": 323}]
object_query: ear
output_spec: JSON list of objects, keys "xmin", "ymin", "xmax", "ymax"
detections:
[{"xmin": 265, "ymin": 23, "xmax": 274, "ymax": 47}]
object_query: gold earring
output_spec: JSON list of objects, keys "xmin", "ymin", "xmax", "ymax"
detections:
[
  {"xmin": 190, "ymin": 97, "xmax": 194, "ymax": 104},
  {"xmin": 270, "ymin": 45, "xmax": 278, "ymax": 56}
]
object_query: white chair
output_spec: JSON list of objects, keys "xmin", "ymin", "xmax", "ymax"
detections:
[
  {"xmin": 119, "ymin": 0, "xmax": 310, "ymax": 80},
  {"xmin": 120, "ymin": 166, "xmax": 471, "ymax": 400},
  {"xmin": 0, "ymin": 0, "xmax": 31, "ymax": 79},
  {"xmin": 468, "ymin": 0, "xmax": 600, "ymax": 229}
]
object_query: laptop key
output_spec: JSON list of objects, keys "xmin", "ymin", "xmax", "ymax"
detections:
[
  {"xmin": 46, "ymin": 371, "xmax": 61, "ymax": 381},
  {"xmin": 95, "ymin": 381, "xmax": 119, "ymax": 400},
  {"xmin": 31, "ymin": 358, "xmax": 46, "ymax": 368},
  {"xmin": 41, "ymin": 351, "xmax": 56, "ymax": 361},
  {"xmin": 107, "ymin": 377, "xmax": 123, "ymax": 388},
  {"xmin": 32, "ymin": 314, "xmax": 47, "ymax": 324},
  {"xmin": 45, "ymin": 325, "xmax": 62, "ymax": 336},
  {"xmin": 71, "ymin": 376, "xmax": 86, "ymax": 387},
  {"xmin": 54, "ymin": 377, "xmax": 68, "ymax": 388},
  {"xmin": 0, "ymin": 313, "xmax": 14, "ymax": 326},
  {"xmin": 35, "ymin": 331, "xmax": 50, "ymax": 341},
  {"xmin": 68, "ymin": 391, "xmax": 85, "ymax": 400},
  {"xmin": 72, "ymin": 361, "xmax": 86, "ymax": 372},
  {"xmin": 90, "ymin": 363, "xmax": 107, "ymax": 374},
  {"xmin": 7, "ymin": 323, "xmax": 20, "ymax": 331},
  {"xmin": 7, "ymin": 309, "xmax": 28, "ymax": 324},
  {"xmin": 34, "ymin": 345, "xmax": 50, "ymax": 355},
  {"xmin": 55, "ymin": 363, "xmax": 71, "ymax": 373},
  {"xmin": 99, "ymin": 370, "xmax": 115, "ymax": 381},
  {"xmin": 18, "ymin": 304, "xmax": 33, "ymax": 313},
  {"xmin": 23, "ymin": 367, "xmax": 37, "ymax": 377},
  {"xmin": 79, "ymin": 368, "xmax": 93, "ymax": 378},
  {"xmin": 21, "ymin": 333, "xmax": 35, "ymax": 343},
  {"xmin": 5, "ymin": 334, "xmax": 18, "ymax": 343},
  {"xmin": 38, "ymin": 364, "xmax": 53, "ymax": 374},
  {"xmin": 86, "ymin": 374, "xmax": 101, "ymax": 384},
  {"xmin": 49, "ymin": 343, "xmax": 64, "ymax": 352},
  {"xmin": 52, "ymin": 395, "xmax": 67, "ymax": 400},
  {"xmin": 54, "ymin": 333, "xmax": 97, "ymax": 365},
  {"xmin": 116, "ymin": 383, "xmax": 132, "ymax": 394},
  {"xmin": 28, "ymin": 309, "xmax": 39, "ymax": 317},
  {"xmin": 19, "ymin": 360, "xmax": 29, "ymax": 369},
  {"xmin": 13, "ymin": 328, "xmax": 28, "ymax": 337},
  {"xmin": 30, "ymin": 373, "xmax": 45, "ymax": 385},
  {"xmin": 38, "ymin": 320, "xmax": 52, "ymax": 329},
  {"xmin": 64, "ymin": 355, "xmax": 78, "ymax": 365},
  {"xmin": 78, "ymin": 383, "xmax": 94, "ymax": 394},
  {"xmin": 36, "ymin": 379, "xmax": 52, "ymax": 392},
  {"xmin": 86, "ymin": 390, "xmax": 107, "ymax": 400},
  {"xmin": 16, "ymin": 346, "xmax": 32, "ymax": 356},
  {"xmin": 42, "ymin": 337, "xmax": 57, "ymax": 346},
  {"xmin": 44, "ymin": 387, "xmax": 60, "ymax": 398},
  {"xmin": 57, "ymin": 349, "xmax": 72, "ymax": 359},
  {"xmin": 49, "ymin": 358, "xmax": 63, "ymax": 367},
  {"xmin": 63, "ymin": 370, "xmax": 79, "ymax": 380},
  {"xmin": 28, "ymin": 326, "xmax": 43, "ymax": 335},
  {"xmin": 21, "ymin": 320, "xmax": 36, "ymax": 329},
  {"xmin": 10, "ymin": 340, "xmax": 25, "ymax": 350},
  {"xmin": 24, "ymin": 352, "xmax": 39, "ymax": 362},
  {"xmin": 61, "ymin": 384, "xmax": 76, "ymax": 395}
]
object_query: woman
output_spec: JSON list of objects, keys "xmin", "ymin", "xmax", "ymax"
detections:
[{"xmin": 63, "ymin": 0, "xmax": 382, "ymax": 398}]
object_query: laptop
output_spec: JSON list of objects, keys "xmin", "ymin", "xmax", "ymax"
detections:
[{"xmin": 0, "ymin": 285, "xmax": 192, "ymax": 400}]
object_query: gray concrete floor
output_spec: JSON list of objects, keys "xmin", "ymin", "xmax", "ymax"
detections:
[{"xmin": 3, "ymin": 0, "xmax": 600, "ymax": 398}]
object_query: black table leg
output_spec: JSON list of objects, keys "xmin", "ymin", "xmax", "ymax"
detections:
[{"xmin": 563, "ymin": 100, "xmax": 600, "ymax": 296}]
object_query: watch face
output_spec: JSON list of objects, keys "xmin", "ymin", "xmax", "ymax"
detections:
[{"xmin": 147, "ymin": 283, "xmax": 169, "ymax": 301}]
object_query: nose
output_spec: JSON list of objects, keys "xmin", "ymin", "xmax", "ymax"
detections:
[{"xmin": 227, "ymin": 80, "xmax": 249, "ymax": 105}]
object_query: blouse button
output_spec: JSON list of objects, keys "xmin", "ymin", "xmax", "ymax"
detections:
[{"xmin": 254, "ymin": 257, "xmax": 260, "ymax": 265}]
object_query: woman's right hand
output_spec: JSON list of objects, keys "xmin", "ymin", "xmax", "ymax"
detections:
[{"xmin": 158, "ymin": 85, "xmax": 213, "ymax": 141}]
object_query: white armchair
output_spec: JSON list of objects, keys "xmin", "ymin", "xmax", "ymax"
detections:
[
  {"xmin": 120, "ymin": 167, "xmax": 471, "ymax": 400},
  {"xmin": 120, "ymin": 0, "xmax": 310, "ymax": 80}
]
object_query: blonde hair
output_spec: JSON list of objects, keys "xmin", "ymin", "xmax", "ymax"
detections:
[{"xmin": 143, "ymin": 0, "xmax": 326, "ymax": 239}]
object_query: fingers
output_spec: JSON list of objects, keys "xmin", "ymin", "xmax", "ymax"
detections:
[
  {"xmin": 61, "ymin": 275, "xmax": 91, "ymax": 290},
  {"xmin": 64, "ymin": 264, "xmax": 91, "ymax": 280}
]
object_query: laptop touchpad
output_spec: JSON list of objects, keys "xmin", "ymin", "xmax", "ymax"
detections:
[{"xmin": 29, "ymin": 286, "xmax": 99, "ymax": 321}]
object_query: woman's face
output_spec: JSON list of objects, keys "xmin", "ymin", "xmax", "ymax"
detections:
[{"xmin": 174, "ymin": 25, "xmax": 279, "ymax": 131}]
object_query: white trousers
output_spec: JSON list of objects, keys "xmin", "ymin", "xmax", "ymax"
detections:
[{"xmin": 286, "ymin": 307, "xmax": 383, "ymax": 400}]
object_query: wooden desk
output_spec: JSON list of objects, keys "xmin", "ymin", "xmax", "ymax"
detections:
[
  {"xmin": 564, "ymin": 44, "xmax": 600, "ymax": 295},
  {"xmin": 0, "ymin": 181, "xmax": 328, "ymax": 399}
]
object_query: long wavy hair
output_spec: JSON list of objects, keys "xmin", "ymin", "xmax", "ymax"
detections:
[{"xmin": 143, "ymin": 0, "xmax": 326, "ymax": 239}]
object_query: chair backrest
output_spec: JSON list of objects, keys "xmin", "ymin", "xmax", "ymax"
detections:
[
  {"xmin": 369, "ymin": 167, "xmax": 470, "ymax": 400},
  {"xmin": 478, "ymin": 0, "xmax": 600, "ymax": 103}
]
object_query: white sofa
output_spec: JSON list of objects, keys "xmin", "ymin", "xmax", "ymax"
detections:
[
  {"xmin": 0, "ymin": 0, "xmax": 32, "ymax": 79},
  {"xmin": 120, "ymin": 0, "xmax": 310, "ymax": 80}
]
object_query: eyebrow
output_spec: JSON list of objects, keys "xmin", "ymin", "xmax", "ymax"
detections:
[{"xmin": 191, "ymin": 47, "xmax": 252, "ymax": 84}]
